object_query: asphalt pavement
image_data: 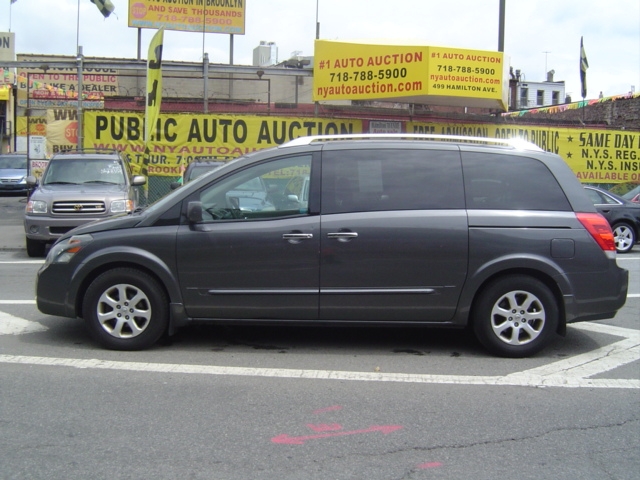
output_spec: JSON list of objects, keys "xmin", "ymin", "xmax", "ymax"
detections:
[{"xmin": 0, "ymin": 195, "xmax": 27, "ymax": 251}]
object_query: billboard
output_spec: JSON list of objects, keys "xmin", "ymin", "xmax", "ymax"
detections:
[
  {"xmin": 128, "ymin": 0, "xmax": 245, "ymax": 34},
  {"xmin": 313, "ymin": 40, "xmax": 508, "ymax": 111}
]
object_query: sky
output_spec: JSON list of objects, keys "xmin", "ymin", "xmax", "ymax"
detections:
[{"xmin": 3, "ymin": 0, "xmax": 640, "ymax": 101}]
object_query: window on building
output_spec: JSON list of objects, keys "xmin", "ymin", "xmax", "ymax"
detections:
[
  {"xmin": 536, "ymin": 90, "xmax": 544, "ymax": 106},
  {"xmin": 520, "ymin": 88, "xmax": 528, "ymax": 108},
  {"xmin": 552, "ymin": 91, "xmax": 560, "ymax": 104}
]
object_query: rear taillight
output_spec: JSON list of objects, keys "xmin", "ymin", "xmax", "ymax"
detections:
[{"xmin": 576, "ymin": 212, "xmax": 616, "ymax": 252}]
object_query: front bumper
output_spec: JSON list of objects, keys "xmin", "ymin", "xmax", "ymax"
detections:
[{"xmin": 24, "ymin": 215, "xmax": 104, "ymax": 242}]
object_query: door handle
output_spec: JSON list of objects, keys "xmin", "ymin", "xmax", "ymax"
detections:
[
  {"xmin": 282, "ymin": 233, "xmax": 313, "ymax": 244},
  {"xmin": 327, "ymin": 232, "xmax": 358, "ymax": 242}
]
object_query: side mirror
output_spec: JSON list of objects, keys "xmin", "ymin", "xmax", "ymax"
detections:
[
  {"xmin": 187, "ymin": 201, "xmax": 203, "ymax": 223},
  {"xmin": 132, "ymin": 175, "xmax": 147, "ymax": 186},
  {"xmin": 26, "ymin": 176, "xmax": 38, "ymax": 186}
]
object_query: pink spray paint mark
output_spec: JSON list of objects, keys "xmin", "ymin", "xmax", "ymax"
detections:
[
  {"xmin": 312, "ymin": 405, "xmax": 343, "ymax": 414},
  {"xmin": 271, "ymin": 425, "xmax": 403, "ymax": 445},
  {"xmin": 306, "ymin": 423, "xmax": 343, "ymax": 432},
  {"xmin": 417, "ymin": 462, "xmax": 443, "ymax": 469}
]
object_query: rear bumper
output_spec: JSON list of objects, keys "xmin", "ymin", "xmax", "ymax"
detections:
[{"xmin": 564, "ymin": 266, "xmax": 629, "ymax": 323}]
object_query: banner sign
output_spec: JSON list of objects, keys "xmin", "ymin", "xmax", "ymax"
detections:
[
  {"xmin": 313, "ymin": 40, "xmax": 507, "ymax": 110},
  {"xmin": 84, "ymin": 111, "xmax": 362, "ymax": 176},
  {"xmin": 409, "ymin": 121, "xmax": 640, "ymax": 183},
  {"xmin": 46, "ymin": 109, "xmax": 78, "ymax": 156},
  {"xmin": 128, "ymin": 0, "xmax": 245, "ymax": 34},
  {"xmin": 16, "ymin": 116, "xmax": 47, "ymax": 137},
  {"xmin": 16, "ymin": 68, "xmax": 114, "ymax": 108},
  {"xmin": 79, "ymin": 111, "xmax": 637, "ymax": 183}
]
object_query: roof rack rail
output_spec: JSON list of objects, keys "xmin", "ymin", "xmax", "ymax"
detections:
[
  {"xmin": 52, "ymin": 148, "xmax": 122, "ymax": 155},
  {"xmin": 280, "ymin": 134, "xmax": 543, "ymax": 152}
]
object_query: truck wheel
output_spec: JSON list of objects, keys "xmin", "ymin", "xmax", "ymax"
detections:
[
  {"xmin": 472, "ymin": 275, "xmax": 558, "ymax": 358},
  {"xmin": 26, "ymin": 238, "xmax": 46, "ymax": 257},
  {"xmin": 83, "ymin": 268, "xmax": 168, "ymax": 350}
]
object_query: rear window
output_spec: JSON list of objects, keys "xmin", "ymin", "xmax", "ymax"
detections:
[
  {"xmin": 0, "ymin": 155, "xmax": 27, "ymax": 169},
  {"xmin": 322, "ymin": 149, "xmax": 464, "ymax": 214},
  {"xmin": 462, "ymin": 153, "xmax": 572, "ymax": 211}
]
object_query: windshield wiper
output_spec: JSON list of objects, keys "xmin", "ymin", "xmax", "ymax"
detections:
[
  {"xmin": 83, "ymin": 180, "xmax": 121, "ymax": 184},
  {"xmin": 45, "ymin": 181, "xmax": 78, "ymax": 185}
]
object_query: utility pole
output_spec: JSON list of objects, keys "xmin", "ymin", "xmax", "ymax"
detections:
[{"xmin": 498, "ymin": 0, "xmax": 505, "ymax": 52}]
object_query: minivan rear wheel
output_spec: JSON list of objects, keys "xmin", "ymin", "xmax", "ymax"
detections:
[
  {"xmin": 83, "ymin": 268, "xmax": 168, "ymax": 350},
  {"xmin": 472, "ymin": 275, "xmax": 558, "ymax": 358}
]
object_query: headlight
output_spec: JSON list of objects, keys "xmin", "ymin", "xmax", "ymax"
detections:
[
  {"xmin": 26, "ymin": 200, "xmax": 47, "ymax": 214},
  {"xmin": 45, "ymin": 234, "xmax": 93, "ymax": 265},
  {"xmin": 110, "ymin": 199, "xmax": 133, "ymax": 213}
]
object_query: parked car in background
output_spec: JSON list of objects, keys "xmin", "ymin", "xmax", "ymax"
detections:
[
  {"xmin": 0, "ymin": 152, "xmax": 28, "ymax": 194},
  {"xmin": 170, "ymin": 160, "xmax": 226, "ymax": 190},
  {"xmin": 24, "ymin": 149, "xmax": 146, "ymax": 257},
  {"xmin": 33, "ymin": 135, "xmax": 628, "ymax": 358},
  {"xmin": 584, "ymin": 185, "xmax": 640, "ymax": 253},
  {"xmin": 621, "ymin": 184, "xmax": 640, "ymax": 203}
]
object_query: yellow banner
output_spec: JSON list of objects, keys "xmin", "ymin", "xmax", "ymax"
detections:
[
  {"xmin": 146, "ymin": 27, "xmax": 164, "ymax": 143},
  {"xmin": 0, "ymin": 84, "xmax": 9, "ymax": 101},
  {"xmin": 46, "ymin": 109, "xmax": 78, "ymax": 156},
  {"xmin": 408, "ymin": 122, "xmax": 640, "ymax": 184},
  {"xmin": 128, "ymin": 0, "xmax": 245, "ymax": 34},
  {"xmin": 16, "ymin": 116, "xmax": 47, "ymax": 137},
  {"xmin": 313, "ymin": 40, "xmax": 506, "ymax": 110},
  {"xmin": 84, "ymin": 111, "xmax": 363, "ymax": 176}
]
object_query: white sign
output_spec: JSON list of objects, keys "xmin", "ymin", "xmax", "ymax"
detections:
[
  {"xmin": 0, "ymin": 32, "xmax": 16, "ymax": 62},
  {"xmin": 28, "ymin": 136, "xmax": 47, "ymax": 159}
]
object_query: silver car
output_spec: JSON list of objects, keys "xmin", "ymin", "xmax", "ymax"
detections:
[
  {"xmin": 24, "ymin": 149, "xmax": 146, "ymax": 257},
  {"xmin": 0, "ymin": 152, "xmax": 28, "ymax": 193}
]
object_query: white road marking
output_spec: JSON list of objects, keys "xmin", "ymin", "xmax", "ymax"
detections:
[
  {"xmin": 0, "ymin": 300, "xmax": 36, "ymax": 304},
  {"xmin": 0, "ymin": 310, "xmax": 637, "ymax": 389},
  {"xmin": 0, "ymin": 261, "xmax": 44, "ymax": 264},
  {"xmin": 0, "ymin": 310, "xmax": 48, "ymax": 335}
]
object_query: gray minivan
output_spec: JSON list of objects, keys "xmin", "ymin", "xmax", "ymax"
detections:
[{"xmin": 34, "ymin": 135, "xmax": 628, "ymax": 357}]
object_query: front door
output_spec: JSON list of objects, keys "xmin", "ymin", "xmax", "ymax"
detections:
[{"xmin": 177, "ymin": 154, "xmax": 320, "ymax": 320}]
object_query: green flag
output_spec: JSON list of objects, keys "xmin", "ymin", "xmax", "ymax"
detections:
[
  {"xmin": 580, "ymin": 36, "xmax": 589, "ymax": 99},
  {"xmin": 90, "ymin": 0, "xmax": 115, "ymax": 18}
]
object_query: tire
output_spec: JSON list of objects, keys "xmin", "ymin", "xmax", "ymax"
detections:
[
  {"xmin": 82, "ymin": 268, "xmax": 169, "ymax": 350},
  {"xmin": 26, "ymin": 237, "xmax": 46, "ymax": 257},
  {"xmin": 612, "ymin": 223, "xmax": 636, "ymax": 254},
  {"xmin": 472, "ymin": 275, "xmax": 559, "ymax": 358}
]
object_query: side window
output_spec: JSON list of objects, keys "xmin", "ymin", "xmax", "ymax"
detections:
[
  {"xmin": 462, "ymin": 153, "xmax": 572, "ymax": 211},
  {"xmin": 322, "ymin": 149, "xmax": 464, "ymax": 214},
  {"xmin": 197, "ymin": 155, "xmax": 312, "ymax": 222},
  {"xmin": 585, "ymin": 188, "xmax": 618, "ymax": 205}
]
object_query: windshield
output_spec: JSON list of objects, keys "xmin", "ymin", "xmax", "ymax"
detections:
[
  {"xmin": 0, "ymin": 155, "xmax": 27, "ymax": 169},
  {"xmin": 43, "ymin": 159, "xmax": 125, "ymax": 185}
]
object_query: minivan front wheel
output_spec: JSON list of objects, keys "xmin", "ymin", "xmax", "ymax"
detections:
[
  {"xmin": 83, "ymin": 268, "xmax": 168, "ymax": 350},
  {"xmin": 472, "ymin": 275, "xmax": 558, "ymax": 358}
]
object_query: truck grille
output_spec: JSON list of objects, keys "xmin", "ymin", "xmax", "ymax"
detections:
[
  {"xmin": 0, "ymin": 178, "xmax": 21, "ymax": 184},
  {"xmin": 52, "ymin": 201, "xmax": 106, "ymax": 214}
]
